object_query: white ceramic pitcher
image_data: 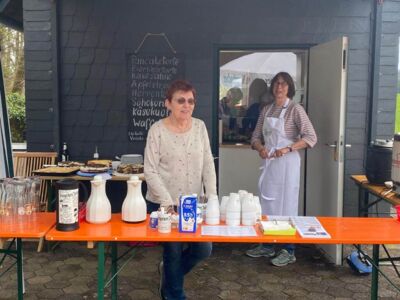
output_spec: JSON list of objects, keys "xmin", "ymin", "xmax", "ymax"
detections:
[
  {"xmin": 122, "ymin": 175, "xmax": 146, "ymax": 223},
  {"xmin": 86, "ymin": 175, "xmax": 111, "ymax": 224}
]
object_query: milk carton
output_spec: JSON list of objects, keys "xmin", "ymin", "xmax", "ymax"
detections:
[{"xmin": 179, "ymin": 195, "xmax": 197, "ymax": 233}]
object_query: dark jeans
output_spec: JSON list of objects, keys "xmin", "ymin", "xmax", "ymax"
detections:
[
  {"xmin": 284, "ymin": 244, "xmax": 295, "ymax": 254},
  {"xmin": 162, "ymin": 242, "xmax": 212, "ymax": 299},
  {"xmin": 263, "ymin": 243, "xmax": 295, "ymax": 254},
  {"xmin": 146, "ymin": 200, "xmax": 212, "ymax": 300}
]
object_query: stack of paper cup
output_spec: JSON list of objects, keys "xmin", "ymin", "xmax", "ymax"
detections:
[
  {"xmin": 226, "ymin": 193, "xmax": 241, "ymax": 226},
  {"xmin": 206, "ymin": 194, "xmax": 220, "ymax": 225}
]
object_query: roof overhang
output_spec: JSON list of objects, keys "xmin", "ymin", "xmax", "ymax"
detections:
[{"xmin": 0, "ymin": 0, "xmax": 22, "ymax": 31}]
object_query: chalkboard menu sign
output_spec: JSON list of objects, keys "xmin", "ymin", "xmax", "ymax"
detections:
[{"xmin": 128, "ymin": 54, "xmax": 185, "ymax": 142}]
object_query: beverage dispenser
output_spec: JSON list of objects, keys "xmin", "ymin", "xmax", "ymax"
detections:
[{"xmin": 55, "ymin": 179, "xmax": 80, "ymax": 231}]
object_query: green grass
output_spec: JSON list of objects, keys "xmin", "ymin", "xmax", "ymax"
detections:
[{"xmin": 396, "ymin": 93, "xmax": 400, "ymax": 133}]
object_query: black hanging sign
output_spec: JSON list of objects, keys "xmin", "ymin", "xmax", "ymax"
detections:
[{"xmin": 128, "ymin": 53, "xmax": 185, "ymax": 142}]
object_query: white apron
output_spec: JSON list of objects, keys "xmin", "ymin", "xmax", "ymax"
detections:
[{"xmin": 258, "ymin": 99, "xmax": 300, "ymax": 216}]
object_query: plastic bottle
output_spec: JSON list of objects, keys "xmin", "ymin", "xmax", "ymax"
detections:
[{"xmin": 158, "ymin": 207, "xmax": 171, "ymax": 233}]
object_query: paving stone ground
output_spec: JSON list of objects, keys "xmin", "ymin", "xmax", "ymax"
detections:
[{"xmin": 1, "ymin": 242, "xmax": 400, "ymax": 299}]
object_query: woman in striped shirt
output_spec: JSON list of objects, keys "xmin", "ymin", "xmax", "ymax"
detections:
[{"xmin": 246, "ymin": 72, "xmax": 317, "ymax": 267}]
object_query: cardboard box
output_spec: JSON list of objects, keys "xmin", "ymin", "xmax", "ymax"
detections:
[{"xmin": 179, "ymin": 195, "xmax": 197, "ymax": 233}]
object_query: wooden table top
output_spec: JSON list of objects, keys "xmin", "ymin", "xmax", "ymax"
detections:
[
  {"xmin": 350, "ymin": 175, "xmax": 400, "ymax": 206},
  {"xmin": 0, "ymin": 213, "xmax": 55, "ymax": 238},
  {"xmin": 46, "ymin": 214, "xmax": 400, "ymax": 245}
]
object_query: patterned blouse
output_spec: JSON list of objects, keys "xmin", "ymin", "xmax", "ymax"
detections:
[
  {"xmin": 251, "ymin": 100, "xmax": 317, "ymax": 148},
  {"xmin": 144, "ymin": 118, "xmax": 217, "ymax": 207}
]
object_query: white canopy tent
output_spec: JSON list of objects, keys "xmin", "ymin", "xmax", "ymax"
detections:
[
  {"xmin": 221, "ymin": 52, "xmax": 297, "ymax": 80},
  {"xmin": 220, "ymin": 52, "xmax": 298, "ymax": 105}
]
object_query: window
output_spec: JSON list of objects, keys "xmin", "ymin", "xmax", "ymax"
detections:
[{"xmin": 219, "ymin": 50, "xmax": 308, "ymax": 145}]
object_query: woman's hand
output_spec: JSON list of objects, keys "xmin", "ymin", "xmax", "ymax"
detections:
[
  {"xmin": 258, "ymin": 148, "xmax": 269, "ymax": 159},
  {"xmin": 161, "ymin": 205, "xmax": 176, "ymax": 215},
  {"xmin": 274, "ymin": 147, "xmax": 290, "ymax": 158}
]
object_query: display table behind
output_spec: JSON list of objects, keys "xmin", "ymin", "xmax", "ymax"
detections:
[
  {"xmin": 36, "ymin": 173, "xmax": 145, "ymax": 213},
  {"xmin": 350, "ymin": 175, "xmax": 400, "ymax": 216}
]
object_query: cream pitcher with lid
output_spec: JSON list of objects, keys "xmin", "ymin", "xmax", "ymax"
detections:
[{"xmin": 86, "ymin": 175, "xmax": 111, "ymax": 224}]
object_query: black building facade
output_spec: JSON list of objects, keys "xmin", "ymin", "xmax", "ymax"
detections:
[{"xmin": 20, "ymin": 0, "xmax": 400, "ymax": 215}]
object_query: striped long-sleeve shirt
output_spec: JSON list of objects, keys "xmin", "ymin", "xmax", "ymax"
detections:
[{"xmin": 251, "ymin": 100, "xmax": 317, "ymax": 148}]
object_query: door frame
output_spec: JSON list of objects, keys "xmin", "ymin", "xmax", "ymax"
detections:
[{"xmin": 212, "ymin": 43, "xmax": 313, "ymax": 210}]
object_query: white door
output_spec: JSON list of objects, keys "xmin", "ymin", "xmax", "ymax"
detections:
[{"xmin": 306, "ymin": 37, "xmax": 348, "ymax": 265}]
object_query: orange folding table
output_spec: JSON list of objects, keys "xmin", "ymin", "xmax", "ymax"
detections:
[
  {"xmin": 0, "ymin": 213, "xmax": 55, "ymax": 300},
  {"xmin": 46, "ymin": 214, "xmax": 400, "ymax": 300}
]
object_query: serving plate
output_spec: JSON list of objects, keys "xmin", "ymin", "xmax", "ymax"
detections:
[
  {"xmin": 79, "ymin": 166, "xmax": 110, "ymax": 173},
  {"xmin": 34, "ymin": 166, "xmax": 80, "ymax": 175},
  {"xmin": 112, "ymin": 171, "xmax": 144, "ymax": 178}
]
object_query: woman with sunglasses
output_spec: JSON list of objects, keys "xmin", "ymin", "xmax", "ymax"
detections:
[
  {"xmin": 144, "ymin": 79, "xmax": 216, "ymax": 300},
  {"xmin": 246, "ymin": 72, "xmax": 317, "ymax": 267}
]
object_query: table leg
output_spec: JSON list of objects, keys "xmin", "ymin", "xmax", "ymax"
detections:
[
  {"xmin": 46, "ymin": 180, "xmax": 54, "ymax": 212},
  {"xmin": 98, "ymin": 242, "xmax": 105, "ymax": 300},
  {"xmin": 111, "ymin": 242, "xmax": 118, "ymax": 300},
  {"xmin": 371, "ymin": 244, "xmax": 379, "ymax": 300},
  {"xmin": 16, "ymin": 238, "xmax": 23, "ymax": 300},
  {"xmin": 358, "ymin": 186, "xmax": 369, "ymax": 217}
]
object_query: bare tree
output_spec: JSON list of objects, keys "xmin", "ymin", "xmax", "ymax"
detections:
[
  {"xmin": 0, "ymin": 25, "xmax": 25, "ymax": 94},
  {"xmin": 0, "ymin": 25, "xmax": 25, "ymax": 142}
]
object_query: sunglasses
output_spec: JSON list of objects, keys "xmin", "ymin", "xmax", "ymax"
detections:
[
  {"xmin": 175, "ymin": 97, "xmax": 196, "ymax": 105},
  {"xmin": 275, "ymin": 81, "xmax": 288, "ymax": 87}
]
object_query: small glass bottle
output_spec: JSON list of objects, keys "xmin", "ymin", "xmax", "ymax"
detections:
[
  {"xmin": 61, "ymin": 142, "xmax": 69, "ymax": 162},
  {"xmin": 93, "ymin": 146, "xmax": 99, "ymax": 159}
]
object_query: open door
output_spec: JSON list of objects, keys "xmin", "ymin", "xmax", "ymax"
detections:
[{"xmin": 306, "ymin": 37, "xmax": 348, "ymax": 265}]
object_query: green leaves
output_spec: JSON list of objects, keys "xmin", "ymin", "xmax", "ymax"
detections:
[{"xmin": 6, "ymin": 92, "xmax": 25, "ymax": 142}]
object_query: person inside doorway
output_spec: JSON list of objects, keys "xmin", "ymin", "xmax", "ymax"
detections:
[
  {"xmin": 144, "ymin": 80, "xmax": 217, "ymax": 299},
  {"xmin": 246, "ymin": 72, "xmax": 317, "ymax": 266},
  {"xmin": 219, "ymin": 87, "xmax": 243, "ymax": 130},
  {"xmin": 242, "ymin": 78, "xmax": 270, "ymax": 135}
]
